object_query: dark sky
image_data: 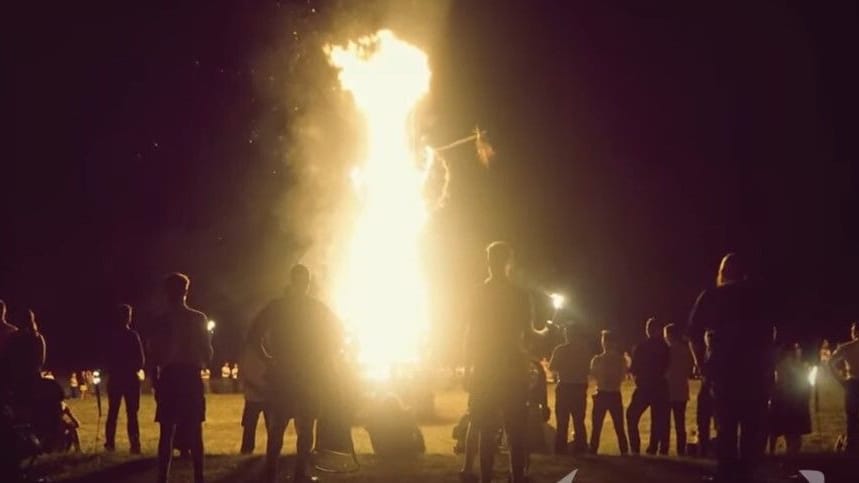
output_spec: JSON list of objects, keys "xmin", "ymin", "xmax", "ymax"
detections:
[{"xmin": 3, "ymin": 1, "xmax": 858, "ymax": 367}]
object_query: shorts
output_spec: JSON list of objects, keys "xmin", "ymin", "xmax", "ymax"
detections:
[{"xmin": 155, "ymin": 364, "xmax": 205, "ymax": 424}]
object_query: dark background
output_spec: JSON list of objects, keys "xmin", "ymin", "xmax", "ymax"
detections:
[{"xmin": 3, "ymin": 1, "xmax": 857, "ymax": 368}]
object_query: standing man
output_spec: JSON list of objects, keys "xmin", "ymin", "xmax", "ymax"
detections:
[
  {"xmin": 104, "ymin": 304, "xmax": 145, "ymax": 454},
  {"xmin": 153, "ymin": 273, "xmax": 213, "ymax": 483},
  {"xmin": 663, "ymin": 323, "xmax": 694, "ymax": 455},
  {"xmin": 549, "ymin": 324, "xmax": 592, "ymax": 454},
  {"xmin": 464, "ymin": 241, "xmax": 533, "ymax": 483},
  {"xmin": 830, "ymin": 321, "xmax": 859, "ymax": 455},
  {"xmin": 589, "ymin": 330, "xmax": 630, "ymax": 455},
  {"xmin": 689, "ymin": 253, "xmax": 775, "ymax": 483},
  {"xmin": 258, "ymin": 264, "xmax": 341, "ymax": 483},
  {"xmin": 239, "ymin": 319, "xmax": 271, "ymax": 454},
  {"xmin": 626, "ymin": 317, "xmax": 670, "ymax": 455}
]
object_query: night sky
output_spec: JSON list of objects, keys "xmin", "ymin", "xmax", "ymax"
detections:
[{"xmin": 4, "ymin": 1, "xmax": 857, "ymax": 368}]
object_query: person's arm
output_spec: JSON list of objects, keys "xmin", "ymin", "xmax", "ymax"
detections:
[
  {"xmin": 548, "ymin": 346, "xmax": 561, "ymax": 373},
  {"xmin": 132, "ymin": 331, "xmax": 145, "ymax": 370},
  {"xmin": 628, "ymin": 344, "xmax": 640, "ymax": 378},
  {"xmin": 687, "ymin": 290, "xmax": 711, "ymax": 370}
]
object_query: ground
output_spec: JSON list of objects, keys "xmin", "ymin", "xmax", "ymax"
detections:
[{"xmin": 30, "ymin": 372, "xmax": 855, "ymax": 482}]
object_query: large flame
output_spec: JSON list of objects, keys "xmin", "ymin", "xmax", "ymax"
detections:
[{"xmin": 327, "ymin": 30, "xmax": 432, "ymax": 380}]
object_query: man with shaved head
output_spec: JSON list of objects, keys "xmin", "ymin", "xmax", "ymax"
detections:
[{"xmin": 689, "ymin": 253, "xmax": 775, "ymax": 483}]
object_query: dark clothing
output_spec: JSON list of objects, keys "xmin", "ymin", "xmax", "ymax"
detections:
[
  {"xmin": 554, "ymin": 382, "xmax": 587, "ymax": 453},
  {"xmin": 689, "ymin": 281, "xmax": 774, "ymax": 481},
  {"xmin": 105, "ymin": 328, "xmax": 145, "ymax": 376},
  {"xmin": 590, "ymin": 391, "xmax": 628, "ymax": 455},
  {"xmin": 240, "ymin": 400, "xmax": 269, "ymax": 454},
  {"xmin": 155, "ymin": 364, "xmax": 205, "ymax": 424},
  {"xmin": 626, "ymin": 382, "xmax": 670, "ymax": 454},
  {"xmin": 106, "ymin": 375, "xmax": 141, "ymax": 449},
  {"xmin": 688, "ymin": 283, "xmax": 775, "ymax": 385},
  {"xmin": 669, "ymin": 400, "xmax": 688, "ymax": 455},
  {"xmin": 466, "ymin": 277, "xmax": 532, "ymax": 483},
  {"xmin": 697, "ymin": 378, "xmax": 716, "ymax": 456},
  {"xmin": 713, "ymin": 381, "xmax": 769, "ymax": 482},
  {"xmin": 629, "ymin": 337, "xmax": 670, "ymax": 388},
  {"xmin": 2, "ymin": 330, "xmax": 45, "ymax": 388},
  {"xmin": 845, "ymin": 379, "xmax": 859, "ymax": 454},
  {"xmin": 104, "ymin": 328, "xmax": 144, "ymax": 450},
  {"xmin": 265, "ymin": 406, "xmax": 315, "ymax": 481}
]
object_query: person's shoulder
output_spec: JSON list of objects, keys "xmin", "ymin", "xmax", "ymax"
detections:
[{"xmin": 185, "ymin": 307, "xmax": 208, "ymax": 323}]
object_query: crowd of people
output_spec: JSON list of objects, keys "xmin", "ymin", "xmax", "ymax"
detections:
[{"xmin": 0, "ymin": 246, "xmax": 858, "ymax": 483}]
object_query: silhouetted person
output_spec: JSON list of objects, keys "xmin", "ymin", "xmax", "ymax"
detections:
[
  {"xmin": 256, "ymin": 264, "xmax": 341, "ymax": 483},
  {"xmin": 0, "ymin": 300, "xmax": 18, "ymax": 354},
  {"xmin": 627, "ymin": 317, "xmax": 670, "ymax": 455},
  {"xmin": 689, "ymin": 253, "xmax": 775, "ymax": 483},
  {"xmin": 104, "ymin": 304, "xmax": 144, "ymax": 453},
  {"xmin": 549, "ymin": 325, "xmax": 592, "ymax": 454},
  {"xmin": 589, "ymin": 330, "xmax": 629, "ymax": 455},
  {"xmin": 696, "ymin": 329, "xmax": 717, "ymax": 457},
  {"xmin": 3, "ymin": 309, "xmax": 46, "ymax": 391},
  {"xmin": 664, "ymin": 323, "xmax": 694, "ymax": 455},
  {"xmin": 239, "ymin": 319, "xmax": 271, "ymax": 454},
  {"xmin": 464, "ymin": 241, "xmax": 533, "ymax": 483},
  {"xmin": 830, "ymin": 321, "xmax": 859, "ymax": 454},
  {"xmin": 152, "ymin": 273, "xmax": 212, "ymax": 483},
  {"xmin": 768, "ymin": 343, "xmax": 811, "ymax": 454}
]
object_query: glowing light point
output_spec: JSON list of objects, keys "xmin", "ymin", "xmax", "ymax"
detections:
[
  {"xmin": 550, "ymin": 293, "xmax": 566, "ymax": 311},
  {"xmin": 808, "ymin": 365, "xmax": 819, "ymax": 386},
  {"xmin": 207, "ymin": 320, "xmax": 216, "ymax": 333}
]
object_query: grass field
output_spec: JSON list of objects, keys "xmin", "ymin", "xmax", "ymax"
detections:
[{"xmin": 30, "ymin": 371, "xmax": 855, "ymax": 483}]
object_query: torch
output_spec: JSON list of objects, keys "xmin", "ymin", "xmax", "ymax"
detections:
[
  {"xmin": 549, "ymin": 293, "xmax": 566, "ymax": 325},
  {"xmin": 207, "ymin": 319, "xmax": 216, "ymax": 334},
  {"xmin": 92, "ymin": 369, "xmax": 103, "ymax": 452},
  {"xmin": 809, "ymin": 365, "xmax": 820, "ymax": 432}
]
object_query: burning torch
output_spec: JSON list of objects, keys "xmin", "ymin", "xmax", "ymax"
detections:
[
  {"xmin": 207, "ymin": 319, "xmax": 216, "ymax": 334},
  {"xmin": 549, "ymin": 293, "xmax": 566, "ymax": 326}
]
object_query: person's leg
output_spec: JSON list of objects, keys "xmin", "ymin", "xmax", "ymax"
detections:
[
  {"xmin": 477, "ymin": 423, "xmax": 496, "ymax": 483},
  {"xmin": 104, "ymin": 382, "xmax": 121, "ymax": 450},
  {"xmin": 264, "ymin": 412, "xmax": 287, "ymax": 483},
  {"xmin": 738, "ymin": 392, "xmax": 769, "ymax": 481},
  {"xmin": 608, "ymin": 392, "xmax": 629, "ymax": 455},
  {"xmin": 554, "ymin": 384, "xmax": 571, "ymax": 453},
  {"xmin": 697, "ymin": 387, "xmax": 713, "ymax": 457},
  {"xmin": 714, "ymin": 395, "xmax": 741, "ymax": 482},
  {"xmin": 126, "ymin": 380, "xmax": 141, "ymax": 452},
  {"xmin": 650, "ymin": 385, "xmax": 670, "ymax": 455},
  {"xmin": 846, "ymin": 379, "xmax": 859, "ymax": 454},
  {"xmin": 785, "ymin": 434, "xmax": 801, "ymax": 454},
  {"xmin": 626, "ymin": 387, "xmax": 646, "ymax": 454},
  {"xmin": 240, "ymin": 400, "xmax": 261, "ymax": 454},
  {"xmin": 188, "ymin": 423, "xmax": 204, "ymax": 483},
  {"xmin": 570, "ymin": 383, "xmax": 589, "ymax": 452},
  {"xmin": 157, "ymin": 423, "xmax": 177, "ymax": 483},
  {"xmin": 461, "ymin": 420, "xmax": 479, "ymax": 476},
  {"xmin": 589, "ymin": 393, "xmax": 607, "ymax": 454},
  {"xmin": 673, "ymin": 401, "xmax": 688, "ymax": 455},
  {"xmin": 295, "ymin": 416, "xmax": 315, "ymax": 480},
  {"xmin": 503, "ymin": 397, "xmax": 528, "ymax": 483}
]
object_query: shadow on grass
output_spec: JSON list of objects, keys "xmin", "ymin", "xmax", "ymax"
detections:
[{"xmin": 56, "ymin": 457, "xmax": 156, "ymax": 483}]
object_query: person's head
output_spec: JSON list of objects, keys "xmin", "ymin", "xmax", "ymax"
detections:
[
  {"xmin": 852, "ymin": 322, "xmax": 858, "ymax": 341},
  {"xmin": 486, "ymin": 241, "xmax": 514, "ymax": 278},
  {"xmin": 717, "ymin": 252, "xmax": 747, "ymax": 287},
  {"xmin": 791, "ymin": 342, "xmax": 802, "ymax": 360},
  {"xmin": 116, "ymin": 304, "xmax": 132, "ymax": 329},
  {"xmin": 288, "ymin": 264, "xmax": 311, "ymax": 294},
  {"xmin": 0, "ymin": 299, "xmax": 6, "ymax": 321},
  {"xmin": 164, "ymin": 272, "xmax": 190, "ymax": 304},
  {"xmin": 600, "ymin": 330, "xmax": 616, "ymax": 352},
  {"xmin": 663, "ymin": 323, "xmax": 680, "ymax": 345},
  {"xmin": 645, "ymin": 317, "xmax": 663, "ymax": 338},
  {"xmin": 704, "ymin": 329, "xmax": 715, "ymax": 349}
]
